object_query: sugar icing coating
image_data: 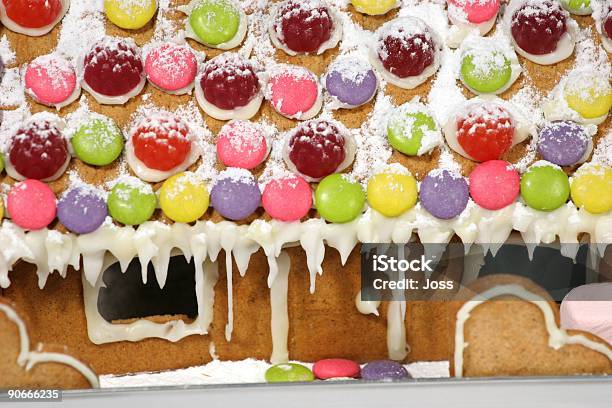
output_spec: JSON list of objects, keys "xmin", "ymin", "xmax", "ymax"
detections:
[
  {"xmin": 71, "ymin": 117, "xmax": 124, "ymax": 167},
  {"xmin": 325, "ymin": 56, "xmax": 378, "ymax": 108},
  {"xmin": 387, "ymin": 103, "xmax": 440, "ymax": 156},
  {"xmin": 159, "ymin": 172, "xmax": 210, "ymax": 223},
  {"xmin": 521, "ymin": 162, "xmax": 570, "ymax": 212},
  {"xmin": 570, "ymin": 164, "xmax": 612, "ymax": 214},
  {"xmin": 144, "ymin": 43, "xmax": 198, "ymax": 94},
  {"xmin": 262, "ymin": 176, "xmax": 312, "ymax": 222},
  {"xmin": 469, "ymin": 160, "xmax": 520, "ymax": 210},
  {"xmin": 0, "ymin": 0, "xmax": 70, "ymax": 36},
  {"xmin": 107, "ymin": 178, "xmax": 157, "ymax": 226},
  {"xmin": 315, "ymin": 174, "xmax": 365, "ymax": 223},
  {"xmin": 104, "ymin": 0, "xmax": 157, "ymax": 30},
  {"xmin": 312, "ymin": 358, "xmax": 360, "ymax": 380},
  {"xmin": 7, "ymin": 179, "xmax": 57, "ymax": 231},
  {"xmin": 420, "ymin": 169, "xmax": 469, "ymax": 219},
  {"xmin": 367, "ymin": 171, "xmax": 417, "ymax": 217},
  {"xmin": 537, "ymin": 121, "xmax": 589, "ymax": 166},
  {"xmin": 24, "ymin": 54, "xmax": 78, "ymax": 107},
  {"xmin": 361, "ymin": 360, "xmax": 410, "ymax": 381},
  {"xmin": 449, "ymin": 0, "xmax": 501, "ymax": 24},
  {"xmin": 210, "ymin": 169, "xmax": 261, "ymax": 221},
  {"xmin": 57, "ymin": 187, "xmax": 108, "ymax": 234},
  {"xmin": 267, "ymin": 65, "xmax": 322, "ymax": 120},
  {"xmin": 563, "ymin": 71, "xmax": 612, "ymax": 120},
  {"xmin": 216, "ymin": 120, "xmax": 268, "ymax": 169}
]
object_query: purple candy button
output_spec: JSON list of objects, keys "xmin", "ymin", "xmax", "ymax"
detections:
[
  {"xmin": 211, "ymin": 169, "xmax": 261, "ymax": 221},
  {"xmin": 57, "ymin": 187, "xmax": 108, "ymax": 234},
  {"xmin": 420, "ymin": 169, "xmax": 469, "ymax": 220},
  {"xmin": 325, "ymin": 57, "xmax": 378, "ymax": 108},
  {"xmin": 361, "ymin": 360, "xmax": 410, "ymax": 381},
  {"xmin": 538, "ymin": 121, "xmax": 589, "ymax": 166}
]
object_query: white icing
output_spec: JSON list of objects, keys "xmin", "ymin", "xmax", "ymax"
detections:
[
  {"xmin": 387, "ymin": 300, "xmax": 408, "ymax": 360},
  {"xmin": 454, "ymin": 284, "xmax": 612, "ymax": 378},
  {"xmin": 0, "ymin": 302, "xmax": 99, "ymax": 388},
  {"xmin": 269, "ymin": 251, "xmax": 290, "ymax": 364},
  {"xmin": 355, "ymin": 290, "xmax": 381, "ymax": 316},
  {"xmin": 0, "ymin": 0, "xmax": 70, "ymax": 37},
  {"xmin": 446, "ymin": 11, "xmax": 497, "ymax": 49},
  {"xmin": 179, "ymin": 0, "xmax": 248, "ymax": 50}
]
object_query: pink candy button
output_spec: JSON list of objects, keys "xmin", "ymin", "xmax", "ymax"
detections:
[
  {"xmin": 469, "ymin": 160, "xmax": 520, "ymax": 210},
  {"xmin": 217, "ymin": 120, "xmax": 268, "ymax": 169},
  {"xmin": 313, "ymin": 359, "xmax": 361, "ymax": 380},
  {"xmin": 144, "ymin": 43, "xmax": 198, "ymax": 92},
  {"xmin": 7, "ymin": 179, "xmax": 57, "ymax": 231},
  {"xmin": 268, "ymin": 65, "xmax": 320, "ymax": 118},
  {"xmin": 449, "ymin": 0, "xmax": 500, "ymax": 24},
  {"xmin": 262, "ymin": 176, "xmax": 312, "ymax": 221},
  {"xmin": 25, "ymin": 54, "xmax": 77, "ymax": 106}
]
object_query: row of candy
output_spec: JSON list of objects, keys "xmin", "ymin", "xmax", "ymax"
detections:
[{"xmin": 265, "ymin": 359, "xmax": 411, "ymax": 382}]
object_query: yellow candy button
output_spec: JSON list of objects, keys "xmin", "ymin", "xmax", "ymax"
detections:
[
  {"xmin": 570, "ymin": 164, "xmax": 612, "ymax": 214},
  {"xmin": 564, "ymin": 74, "xmax": 612, "ymax": 119},
  {"xmin": 367, "ymin": 171, "xmax": 417, "ymax": 217},
  {"xmin": 351, "ymin": 0, "xmax": 398, "ymax": 15},
  {"xmin": 0, "ymin": 197, "xmax": 3, "ymax": 221},
  {"xmin": 160, "ymin": 172, "xmax": 210, "ymax": 223},
  {"xmin": 105, "ymin": 0, "xmax": 158, "ymax": 30}
]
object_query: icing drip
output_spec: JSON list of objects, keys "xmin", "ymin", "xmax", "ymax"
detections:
[
  {"xmin": 387, "ymin": 300, "xmax": 408, "ymax": 361},
  {"xmin": 269, "ymin": 251, "xmax": 290, "ymax": 364}
]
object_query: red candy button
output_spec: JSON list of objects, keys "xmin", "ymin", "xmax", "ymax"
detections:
[
  {"xmin": 469, "ymin": 160, "xmax": 520, "ymax": 210},
  {"xmin": 7, "ymin": 179, "xmax": 57, "ymax": 230},
  {"xmin": 313, "ymin": 359, "xmax": 361, "ymax": 380},
  {"xmin": 456, "ymin": 103, "xmax": 514, "ymax": 162},
  {"xmin": 2, "ymin": 0, "xmax": 63, "ymax": 29}
]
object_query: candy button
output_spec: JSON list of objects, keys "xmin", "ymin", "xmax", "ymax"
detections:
[
  {"xmin": 145, "ymin": 43, "xmax": 197, "ymax": 93},
  {"xmin": 367, "ymin": 171, "xmax": 417, "ymax": 217},
  {"xmin": 0, "ymin": 153, "xmax": 4, "ymax": 173},
  {"xmin": 420, "ymin": 169, "xmax": 469, "ymax": 219},
  {"xmin": 262, "ymin": 176, "xmax": 312, "ymax": 222},
  {"xmin": 449, "ymin": 0, "xmax": 500, "ymax": 24},
  {"xmin": 0, "ymin": 197, "xmax": 3, "ymax": 221},
  {"xmin": 159, "ymin": 172, "xmax": 210, "ymax": 223},
  {"xmin": 559, "ymin": 0, "xmax": 592, "ymax": 15},
  {"xmin": 313, "ymin": 358, "xmax": 360, "ymax": 380},
  {"xmin": 570, "ymin": 164, "xmax": 612, "ymax": 214},
  {"xmin": 361, "ymin": 360, "xmax": 410, "ymax": 381},
  {"xmin": 189, "ymin": 0, "xmax": 241, "ymax": 45},
  {"xmin": 265, "ymin": 363, "xmax": 314, "ymax": 383},
  {"xmin": 460, "ymin": 51, "xmax": 511, "ymax": 94},
  {"xmin": 469, "ymin": 160, "xmax": 520, "ymax": 210},
  {"xmin": 7, "ymin": 180, "xmax": 57, "ymax": 231},
  {"xmin": 25, "ymin": 54, "xmax": 77, "ymax": 107},
  {"xmin": 325, "ymin": 57, "xmax": 378, "ymax": 108},
  {"xmin": 456, "ymin": 103, "xmax": 514, "ymax": 162},
  {"xmin": 388, "ymin": 107, "xmax": 438, "ymax": 156},
  {"xmin": 108, "ymin": 178, "xmax": 156, "ymax": 225},
  {"xmin": 564, "ymin": 73, "xmax": 612, "ymax": 119},
  {"xmin": 537, "ymin": 121, "xmax": 589, "ymax": 166},
  {"xmin": 57, "ymin": 187, "xmax": 107, "ymax": 234},
  {"xmin": 521, "ymin": 162, "xmax": 570, "ymax": 211},
  {"xmin": 350, "ymin": 0, "xmax": 398, "ymax": 15},
  {"xmin": 72, "ymin": 117, "xmax": 124, "ymax": 166},
  {"xmin": 268, "ymin": 65, "xmax": 321, "ymax": 119},
  {"xmin": 216, "ymin": 120, "xmax": 268, "ymax": 170},
  {"xmin": 315, "ymin": 174, "xmax": 365, "ymax": 223},
  {"xmin": 2, "ymin": 0, "xmax": 64, "ymax": 29},
  {"xmin": 104, "ymin": 0, "xmax": 157, "ymax": 30},
  {"xmin": 210, "ymin": 169, "xmax": 261, "ymax": 221}
]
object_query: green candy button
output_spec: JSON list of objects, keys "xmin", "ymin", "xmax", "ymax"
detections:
[
  {"xmin": 0, "ymin": 153, "xmax": 4, "ymax": 173},
  {"xmin": 108, "ymin": 179, "xmax": 157, "ymax": 225},
  {"xmin": 461, "ymin": 52, "xmax": 512, "ymax": 94},
  {"xmin": 520, "ymin": 164, "xmax": 570, "ymax": 212},
  {"xmin": 315, "ymin": 174, "xmax": 366, "ymax": 223},
  {"xmin": 387, "ymin": 110, "xmax": 436, "ymax": 156},
  {"xmin": 190, "ymin": 0, "xmax": 240, "ymax": 46},
  {"xmin": 72, "ymin": 118, "xmax": 124, "ymax": 166},
  {"xmin": 265, "ymin": 363, "xmax": 314, "ymax": 383},
  {"xmin": 561, "ymin": 0, "xmax": 591, "ymax": 13}
]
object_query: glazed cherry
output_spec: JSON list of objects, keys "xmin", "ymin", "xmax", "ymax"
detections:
[
  {"xmin": 604, "ymin": 10, "xmax": 612, "ymax": 40},
  {"xmin": 2, "ymin": 0, "xmax": 63, "ymax": 28},
  {"xmin": 456, "ymin": 104, "xmax": 515, "ymax": 162},
  {"xmin": 83, "ymin": 38, "xmax": 143, "ymax": 97},
  {"xmin": 274, "ymin": 0, "xmax": 333, "ymax": 54},
  {"xmin": 9, "ymin": 120, "xmax": 68, "ymax": 180},
  {"xmin": 511, "ymin": 0, "xmax": 567, "ymax": 55},
  {"xmin": 288, "ymin": 120, "xmax": 346, "ymax": 179},
  {"xmin": 131, "ymin": 115, "xmax": 192, "ymax": 172},
  {"xmin": 200, "ymin": 53, "xmax": 260, "ymax": 111},
  {"xmin": 378, "ymin": 28, "xmax": 435, "ymax": 78}
]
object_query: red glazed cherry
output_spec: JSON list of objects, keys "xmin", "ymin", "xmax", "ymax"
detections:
[
  {"xmin": 377, "ymin": 19, "xmax": 436, "ymax": 78},
  {"xmin": 604, "ymin": 10, "xmax": 612, "ymax": 40},
  {"xmin": 2, "ymin": 0, "xmax": 63, "ymax": 28},
  {"xmin": 9, "ymin": 120, "xmax": 68, "ymax": 180},
  {"xmin": 83, "ymin": 37, "xmax": 143, "ymax": 97},
  {"xmin": 200, "ymin": 53, "xmax": 260, "ymax": 111},
  {"xmin": 511, "ymin": 0, "xmax": 567, "ymax": 55},
  {"xmin": 274, "ymin": 0, "xmax": 333, "ymax": 54},
  {"xmin": 456, "ymin": 104, "xmax": 515, "ymax": 162},
  {"xmin": 131, "ymin": 114, "xmax": 192, "ymax": 172},
  {"xmin": 288, "ymin": 120, "xmax": 346, "ymax": 179}
]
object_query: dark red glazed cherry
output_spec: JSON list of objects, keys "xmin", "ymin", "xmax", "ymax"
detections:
[
  {"xmin": 83, "ymin": 37, "xmax": 144, "ymax": 97},
  {"xmin": 200, "ymin": 53, "xmax": 260, "ymax": 111},
  {"xmin": 288, "ymin": 120, "xmax": 346, "ymax": 179},
  {"xmin": 377, "ymin": 22, "xmax": 436, "ymax": 78},
  {"xmin": 2, "ymin": 0, "xmax": 63, "ymax": 29},
  {"xmin": 274, "ymin": 0, "xmax": 333, "ymax": 54},
  {"xmin": 604, "ymin": 9, "xmax": 612, "ymax": 40},
  {"xmin": 511, "ymin": 0, "xmax": 567, "ymax": 55},
  {"xmin": 9, "ymin": 120, "xmax": 68, "ymax": 180}
]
